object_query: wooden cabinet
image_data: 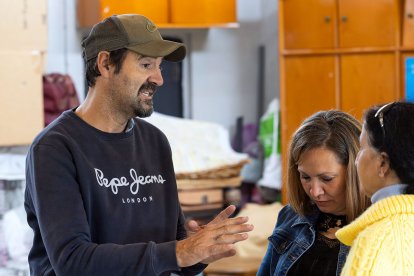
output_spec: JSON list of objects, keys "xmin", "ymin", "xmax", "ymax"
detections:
[
  {"xmin": 281, "ymin": 56, "xmax": 337, "ymax": 159},
  {"xmin": 77, "ymin": 0, "xmax": 238, "ymax": 28},
  {"xmin": 338, "ymin": 0, "xmax": 396, "ymax": 48},
  {"xmin": 282, "ymin": 0, "xmax": 396, "ymax": 49},
  {"xmin": 341, "ymin": 53, "xmax": 397, "ymax": 119},
  {"xmin": 279, "ymin": 0, "xmax": 408, "ymax": 203},
  {"xmin": 100, "ymin": 0, "xmax": 169, "ymax": 24},
  {"xmin": 282, "ymin": 0, "xmax": 336, "ymax": 49},
  {"xmin": 403, "ymin": 0, "xmax": 414, "ymax": 46},
  {"xmin": 170, "ymin": 0, "xmax": 236, "ymax": 25}
]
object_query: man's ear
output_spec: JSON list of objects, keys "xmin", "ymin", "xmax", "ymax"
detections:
[
  {"xmin": 378, "ymin": 152, "xmax": 391, "ymax": 177},
  {"xmin": 96, "ymin": 51, "xmax": 111, "ymax": 77}
]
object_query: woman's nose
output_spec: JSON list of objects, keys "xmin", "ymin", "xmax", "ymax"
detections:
[{"xmin": 310, "ymin": 182, "xmax": 324, "ymax": 199}]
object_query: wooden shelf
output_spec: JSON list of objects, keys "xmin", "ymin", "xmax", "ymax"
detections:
[
  {"xmin": 282, "ymin": 47, "xmax": 397, "ymax": 56},
  {"xmin": 400, "ymin": 47, "xmax": 414, "ymax": 52},
  {"xmin": 176, "ymin": 177, "xmax": 242, "ymax": 190},
  {"xmin": 158, "ymin": 22, "xmax": 239, "ymax": 29}
]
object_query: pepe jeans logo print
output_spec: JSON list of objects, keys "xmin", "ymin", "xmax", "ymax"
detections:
[{"xmin": 95, "ymin": 168, "xmax": 166, "ymax": 195}]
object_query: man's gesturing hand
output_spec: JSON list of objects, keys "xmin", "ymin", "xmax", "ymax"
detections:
[{"xmin": 176, "ymin": 205, "xmax": 254, "ymax": 267}]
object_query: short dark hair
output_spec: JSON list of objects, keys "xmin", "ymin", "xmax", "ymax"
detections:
[
  {"xmin": 364, "ymin": 102, "xmax": 414, "ymax": 193},
  {"xmin": 85, "ymin": 48, "xmax": 129, "ymax": 87},
  {"xmin": 287, "ymin": 110, "xmax": 370, "ymax": 221}
]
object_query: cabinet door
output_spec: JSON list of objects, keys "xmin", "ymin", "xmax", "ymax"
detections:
[
  {"xmin": 170, "ymin": 0, "xmax": 236, "ymax": 24},
  {"xmin": 282, "ymin": 0, "xmax": 336, "ymax": 49},
  {"xmin": 282, "ymin": 56, "xmax": 337, "ymax": 159},
  {"xmin": 341, "ymin": 53, "xmax": 397, "ymax": 120},
  {"xmin": 338, "ymin": 0, "xmax": 396, "ymax": 48},
  {"xmin": 281, "ymin": 55, "xmax": 336, "ymax": 202},
  {"xmin": 100, "ymin": 0, "xmax": 169, "ymax": 23},
  {"xmin": 403, "ymin": 0, "xmax": 414, "ymax": 47}
]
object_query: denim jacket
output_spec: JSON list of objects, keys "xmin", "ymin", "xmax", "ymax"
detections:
[{"xmin": 257, "ymin": 205, "xmax": 349, "ymax": 276}]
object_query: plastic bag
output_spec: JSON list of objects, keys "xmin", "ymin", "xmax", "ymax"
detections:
[{"xmin": 257, "ymin": 98, "xmax": 281, "ymax": 190}]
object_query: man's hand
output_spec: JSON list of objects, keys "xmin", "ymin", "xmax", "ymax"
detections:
[
  {"xmin": 185, "ymin": 205, "xmax": 241, "ymax": 264},
  {"xmin": 176, "ymin": 205, "xmax": 254, "ymax": 267},
  {"xmin": 186, "ymin": 205, "xmax": 237, "ymax": 234}
]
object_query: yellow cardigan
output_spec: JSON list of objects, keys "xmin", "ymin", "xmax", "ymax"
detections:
[{"xmin": 336, "ymin": 195, "xmax": 414, "ymax": 275}]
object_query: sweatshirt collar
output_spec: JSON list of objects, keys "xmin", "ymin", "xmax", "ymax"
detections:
[{"xmin": 371, "ymin": 184, "xmax": 408, "ymax": 204}]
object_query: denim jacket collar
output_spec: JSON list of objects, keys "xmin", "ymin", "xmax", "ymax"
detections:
[{"xmin": 291, "ymin": 209, "xmax": 319, "ymax": 228}]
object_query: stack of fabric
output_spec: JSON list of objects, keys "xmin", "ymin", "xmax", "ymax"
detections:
[{"xmin": 144, "ymin": 113, "xmax": 249, "ymax": 214}]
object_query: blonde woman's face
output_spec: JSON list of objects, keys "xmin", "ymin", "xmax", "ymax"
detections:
[{"xmin": 298, "ymin": 147, "xmax": 347, "ymax": 215}]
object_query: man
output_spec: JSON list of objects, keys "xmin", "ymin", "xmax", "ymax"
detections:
[{"xmin": 24, "ymin": 14, "xmax": 253, "ymax": 275}]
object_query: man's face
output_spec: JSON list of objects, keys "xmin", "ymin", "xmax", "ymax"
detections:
[{"xmin": 108, "ymin": 51, "xmax": 164, "ymax": 118}]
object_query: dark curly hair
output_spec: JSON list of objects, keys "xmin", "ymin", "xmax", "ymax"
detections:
[{"xmin": 363, "ymin": 101, "xmax": 414, "ymax": 194}]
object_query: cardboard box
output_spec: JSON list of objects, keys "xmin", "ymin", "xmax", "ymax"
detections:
[
  {"xmin": 0, "ymin": 51, "xmax": 45, "ymax": 146},
  {"xmin": 0, "ymin": 0, "xmax": 47, "ymax": 51}
]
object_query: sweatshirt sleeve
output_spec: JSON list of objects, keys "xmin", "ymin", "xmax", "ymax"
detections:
[{"xmin": 25, "ymin": 143, "xmax": 182, "ymax": 276}]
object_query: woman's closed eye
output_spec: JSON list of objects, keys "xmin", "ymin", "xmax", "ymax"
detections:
[
  {"xmin": 300, "ymin": 174, "xmax": 311, "ymax": 181},
  {"xmin": 320, "ymin": 176, "xmax": 334, "ymax": 183}
]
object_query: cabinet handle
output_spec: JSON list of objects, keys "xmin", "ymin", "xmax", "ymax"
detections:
[
  {"xmin": 341, "ymin": 16, "xmax": 348, "ymax": 22},
  {"xmin": 408, "ymin": 13, "xmax": 413, "ymax": 19},
  {"xmin": 324, "ymin": 16, "xmax": 331, "ymax": 23}
]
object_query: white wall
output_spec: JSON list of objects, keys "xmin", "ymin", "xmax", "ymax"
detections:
[
  {"xmin": 46, "ymin": 0, "xmax": 85, "ymax": 100},
  {"xmin": 46, "ymin": 0, "xmax": 279, "ymax": 132}
]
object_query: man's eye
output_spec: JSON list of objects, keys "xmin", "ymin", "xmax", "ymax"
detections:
[{"xmin": 141, "ymin": 63, "xmax": 153, "ymax": 70}]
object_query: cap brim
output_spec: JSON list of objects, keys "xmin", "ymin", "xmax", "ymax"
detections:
[{"xmin": 126, "ymin": 40, "xmax": 186, "ymax": 62}]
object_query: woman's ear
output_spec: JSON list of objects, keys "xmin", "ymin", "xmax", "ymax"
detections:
[
  {"xmin": 378, "ymin": 152, "xmax": 391, "ymax": 177},
  {"xmin": 96, "ymin": 51, "xmax": 111, "ymax": 78}
]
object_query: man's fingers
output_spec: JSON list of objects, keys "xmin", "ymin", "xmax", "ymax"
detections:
[
  {"xmin": 208, "ymin": 214, "xmax": 249, "ymax": 231},
  {"xmin": 201, "ymin": 249, "xmax": 237, "ymax": 264},
  {"xmin": 207, "ymin": 243, "xmax": 235, "ymax": 257},
  {"xmin": 208, "ymin": 205, "xmax": 236, "ymax": 225},
  {"xmin": 215, "ymin": 232, "xmax": 249, "ymax": 244},
  {"xmin": 215, "ymin": 222, "xmax": 254, "ymax": 237}
]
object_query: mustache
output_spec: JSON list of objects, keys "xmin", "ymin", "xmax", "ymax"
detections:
[{"xmin": 139, "ymin": 82, "xmax": 158, "ymax": 94}]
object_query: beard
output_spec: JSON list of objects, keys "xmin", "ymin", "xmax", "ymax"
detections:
[{"xmin": 134, "ymin": 82, "xmax": 157, "ymax": 118}]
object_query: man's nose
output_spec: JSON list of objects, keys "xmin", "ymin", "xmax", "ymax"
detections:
[{"xmin": 149, "ymin": 68, "xmax": 163, "ymax": 86}]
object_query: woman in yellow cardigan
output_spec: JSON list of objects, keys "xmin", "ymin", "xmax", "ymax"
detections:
[{"xmin": 336, "ymin": 102, "xmax": 414, "ymax": 275}]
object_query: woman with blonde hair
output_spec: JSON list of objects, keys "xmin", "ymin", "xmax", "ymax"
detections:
[{"xmin": 258, "ymin": 110, "xmax": 370, "ymax": 276}]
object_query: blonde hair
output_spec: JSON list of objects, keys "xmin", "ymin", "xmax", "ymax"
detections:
[{"xmin": 287, "ymin": 110, "xmax": 370, "ymax": 221}]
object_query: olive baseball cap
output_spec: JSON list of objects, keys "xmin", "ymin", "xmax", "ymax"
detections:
[{"xmin": 82, "ymin": 14, "xmax": 186, "ymax": 62}]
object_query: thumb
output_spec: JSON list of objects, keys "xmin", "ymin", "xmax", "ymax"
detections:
[{"xmin": 186, "ymin": 219, "xmax": 201, "ymax": 233}]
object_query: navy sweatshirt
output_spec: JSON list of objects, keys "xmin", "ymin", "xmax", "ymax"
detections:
[{"xmin": 24, "ymin": 110, "xmax": 205, "ymax": 275}]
